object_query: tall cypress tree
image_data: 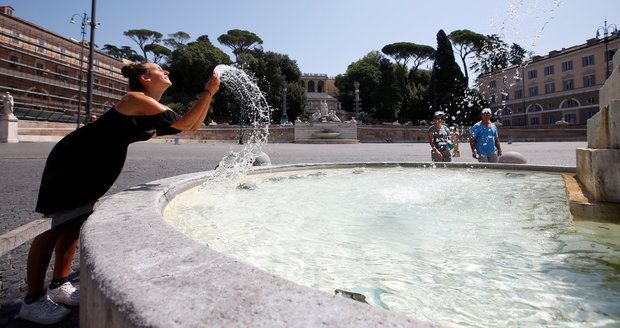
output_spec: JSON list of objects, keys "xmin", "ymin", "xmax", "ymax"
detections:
[{"xmin": 428, "ymin": 30, "xmax": 466, "ymax": 122}]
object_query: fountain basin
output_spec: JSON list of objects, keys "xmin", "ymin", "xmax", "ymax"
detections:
[
  {"xmin": 312, "ymin": 131, "xmax": 341, "ymax": 139},
  {"xmin": 80, "ymin": 163, "xmax": 619, "ymax": 327}
]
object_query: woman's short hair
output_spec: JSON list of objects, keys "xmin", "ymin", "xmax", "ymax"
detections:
[{"xmin": 121, "ymin": 63, "xmax": 148, "ymax": 91}]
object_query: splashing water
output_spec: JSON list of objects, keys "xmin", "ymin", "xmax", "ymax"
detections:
[
  {"xmin": 498, "ymin": 0, "xmax": 563, "ymax": 50},
  {"xmin": 201, "ymin": 65, "xmax": 271, "ymax": 187}
]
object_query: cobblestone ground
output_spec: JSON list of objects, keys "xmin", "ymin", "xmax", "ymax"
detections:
[{"xmin": 0, "ymin": 140, "xmax": 584, "ymax": 326}]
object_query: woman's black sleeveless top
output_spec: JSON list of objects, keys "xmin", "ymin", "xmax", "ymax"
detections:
[{"xmin": 36, "ymin": 108, "xmax": 181, "ymax": 215}]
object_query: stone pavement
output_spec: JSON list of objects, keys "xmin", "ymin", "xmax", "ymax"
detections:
[{"xmin": 0, "ymin": 140, "xmax": 584, "ymax": 327}]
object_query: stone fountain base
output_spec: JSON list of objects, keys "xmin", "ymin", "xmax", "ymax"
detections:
[{"xmin": 573, "ymin": 52, "xmax": 620, "ymax": 222}]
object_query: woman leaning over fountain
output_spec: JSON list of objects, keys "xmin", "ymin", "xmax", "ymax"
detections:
[{"xmin": 18, "ymin": 62, "xmax": 220, "ymax": 325}]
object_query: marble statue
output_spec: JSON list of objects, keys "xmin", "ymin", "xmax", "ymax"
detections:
[
  {"xmin": 3, "ymin": 92, "xmax": 14, "ymax": 117},
  {"xmin": 311, "ymin": 100, "xmax": 340, "ymax": 122}
]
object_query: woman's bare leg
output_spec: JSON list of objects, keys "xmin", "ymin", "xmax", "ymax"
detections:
[
  {"xmin": 52, "ymin": 220, "xmax": 83, "ymax": 279},
  {"xmin": 26, "ymin": 229, "xmax": 62, "ymax": 296}
]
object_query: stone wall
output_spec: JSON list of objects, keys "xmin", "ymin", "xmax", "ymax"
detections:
[{"xmin": 16, "ymin": 120, "xmax": 587, "ymax": 143}]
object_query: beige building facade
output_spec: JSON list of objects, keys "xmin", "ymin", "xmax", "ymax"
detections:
[
  {"xmin": 0, "ymin": 6, "xmax": 128, "ymax": 124},
  {"xmin": 478, "ymin": 34, "xmax": 620, "ymax": 126},
  {"xmin": 299, "ymin": 73, "xmax": 342, "ymax": 118}
]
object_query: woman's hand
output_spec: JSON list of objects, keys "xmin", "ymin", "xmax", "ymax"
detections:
[{"xmin": 205, "ymin": 71, "xmax": 220, "ymax": 95}]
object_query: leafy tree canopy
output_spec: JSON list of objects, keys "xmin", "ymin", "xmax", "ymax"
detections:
[
  {"xmin": 164, "ymin": 31, "xmax": 191, "ymax": 50},
  {"xmin": 144, "ymin": 44, "xmax": 172, "ymax": 65},
  {"xmin": 448, "ymin": 29, "xmax": 487, "ymax": 83},
  {"xmin": 123, "ymin": 29, "xmax": 163, "ymax": 61},
  {"xmin": 217, "ymin": 29, "xmax": 263, "ymax": 62},
  {"xmin": 381, "ymin": 42, "xmax": 435, "ymax": 72}
]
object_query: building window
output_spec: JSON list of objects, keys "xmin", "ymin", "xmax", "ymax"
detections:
[
  {"xmin": 561, "ymin": 60, "xmax": 573, "ymax": 72},
  {"xmin": 36, "ymin": 63, "xmax": 45, "ymax": 75},
  {"xmin": 108, "ymin": 82, "xmax": 114, "ymax": 89},
  {"xmin": 607, "ymin": 49, "xmax": 617, "ymax": 62},
  {"xmin": 37, "ymin": 39, "xmax": 46, "ymax": 53},
  {"xmin": 501, "ymin": 92, "xmax": 509, "ymax": 101},
  {"xmin": 490, "ymin": 94, "xmax": 496, "ymax": 104},
  {"xmin": 528, "ymin": 69, "xmax": 537, "ymax": 79},
  {"xmin": 561, "ymin": 99, "xmax": 579, "ymax": 108},
  {"xmin": 489, "ymin": 80, "xmax": 496, "ymax": 88},
  {"xmin": 121, "ymin": 86, "xmax": 126, "ymax": 91},
  {"xmin": 11, "ymin": 30, "xmax": 20, "ymax": 45},
  {"xmin": 530, "ymin": 117, "xmax": 540, "ymax": 125},
  {"xmin": 544, "ymin": 82, "xmax": 555, "ymax": 94},
  {"xmin": 582, "ymin": 54, "xmax": 595, "ymax": 67},
  {"xmin": 544, "ymin": 65, "xmax": 554, "ymax": 76},
  {"xmin": 9, "ymin": 55, "xmax": 19, "ymax": 68},
  {"xmin": 583, "ymin": 74, "xmax": 596, "ymax": 87},
  {"xmin": 564, "ymin": 113, "xmax": 576, "ymax": 124},
  {"xmin": 94, "ymin": 79, "xmax": 100, "ymax": 90},
  {"xmin": 55, "ymin": 69, "xmax": 69, "ymax": 81},
  {"xmin": 528, "ymin": 86, "xmax": 538, "ymax": 97},
  {"xmin": 60, "ymin": 48, "xmax": 66, "ymax": 59},
  {"xmin": 514, "ymin": 89, "xmax": 523, "ymax": 99},
  {"xmin": 548, "ymin": 115, "xmax": 557, "ymax": 124},
  {"xmin": 587, "ymin": 97, "xmax": 596, "ymax": 104},
  {"xmin": 563, "ymin": 79, "xmax": 574, "ymax": 90}
]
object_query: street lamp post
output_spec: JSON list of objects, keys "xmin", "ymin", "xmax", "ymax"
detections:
[
  {"xmin": 70, "ymin": 13, "xmax": 88, "ymax": 128},
  {"xmin": 353, "ymin": 81, "xmax": 360, "ymax": 122},
  {"xmin": 514, "ymin": 66, "xmax": 527, "ymax": 126},
  {"xmin": 280, "ymin": 80, "xmax": 288, "ymax": 124},
  {"xmin": 596, "ymin": 19, "xmax": 618, "ymax": 78},
  {"xmin": 84, "ymin": 0, "xmax": 98, "ymax": 124}
]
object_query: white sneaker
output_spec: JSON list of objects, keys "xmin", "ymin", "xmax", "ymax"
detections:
[
  {"xmin": 18, "ymin": 295, "xmax": 71, "ymax": 325},
  {"xmin": 48, "ymin": 281, "xmax": 80, "ymax": 306}
]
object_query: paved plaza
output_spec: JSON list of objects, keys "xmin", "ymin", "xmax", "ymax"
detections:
[{"xmin": 0, "ymin": 140, "xmax": 584, "ymax": 326}]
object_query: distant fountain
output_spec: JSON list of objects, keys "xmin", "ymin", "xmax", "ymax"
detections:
[
  {"xmin": 295, "ymin": 100, "xmax": 358, "ymax": 143},
  {"xmin": 311, "ymin": 100, "xmax": 341, "ymax": 123}
]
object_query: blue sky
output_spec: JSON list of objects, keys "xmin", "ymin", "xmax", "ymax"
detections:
[{"xmin": 4, "ymin": 0, "xmax": 619, "ymax": 77}]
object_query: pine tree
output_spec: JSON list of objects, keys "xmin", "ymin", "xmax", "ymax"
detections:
[{"xmin": 428, "ymin": 30, "xmax": 466, "ymax": 123}]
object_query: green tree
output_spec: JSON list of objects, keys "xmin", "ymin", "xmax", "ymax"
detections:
[
  {"xmin": 374, "ymin": 58, "xmax": 402, "ymax": 122},
  {"xmin": 428, "ymin": 29, "xmax": 466, "ymax": 122},
  {"xmin": 381, "ymin": 42, "xmax": 434, "ymax": 122},
  {"xmin": 470, "ymin": 34, "xmax": 508, "ymax": 75},
  {"xmin": 509, "ymin": 43, "xmax": 528, "ymax": 66},
  {"xmin": 120, "ymin": 46, "xmax": 144, "ymax": 62},
  {"xmin": 335, "ymin": 51, "xmax": 384, "ymax": 121},
  {"xmin": 164, "ymin": 31, "xmax": 191, "ymax": 50},
  {"xmin": 217, "ymin": 29, "xmax": 263, "ymax": 63},
  {"xmin": 167, "ymin": 36, "xmax": 232, "ymax": 104},
  {"xmin": 448, "ymin": 29, "xmax": 486, "ymax": 84},
  {"xmin": 241, "ymin": 49, "xmax": 302, "ymax": 123},
  {"xmin": 102, "ymin": 44, "xmax": 143, "ymax": 61},
  {"xmin": 123, "ymin": 29, "xmax": 163, "ymax": 61},
  {"xmin": 286, "ymin": 82, "xmax": 307, "ymax": 122},
  {"xmin": 144, "ymin": 44, "xmax": 172, "ymax": 65}
]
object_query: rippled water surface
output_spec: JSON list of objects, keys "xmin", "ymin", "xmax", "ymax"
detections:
[{"xmin": 164, "ymin": 167, "xmax": 620, "ymax": 327}]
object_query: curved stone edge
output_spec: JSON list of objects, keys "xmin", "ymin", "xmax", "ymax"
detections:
[
  {"xmin": 79, "ymin": 162, "xmax": 574, "ymax": 327},
  {"xmin": 563, "ymin": 173, "xmax": 620, "ymax": 224}
]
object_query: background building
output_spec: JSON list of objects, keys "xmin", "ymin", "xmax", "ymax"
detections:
[
  {"xmin": 0, "ymin": 6, "xmax": 128, "ymax": 124},
  {"xmin": 299, "ymin": 73, "xmax": 344, "ymax": 119},
  {"xmin": 478, "ymin": 33, "xmax": 619, "ymax": 126}
]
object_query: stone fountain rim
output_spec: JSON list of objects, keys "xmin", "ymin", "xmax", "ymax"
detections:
[{"xmin": 80, "ymin": 162, "xmax": 574, "ymax": 327}]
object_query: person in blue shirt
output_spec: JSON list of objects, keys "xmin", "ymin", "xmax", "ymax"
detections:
[{"xmin": 469, "ymin": 108, "xmax": 502, "ymax": 162}]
